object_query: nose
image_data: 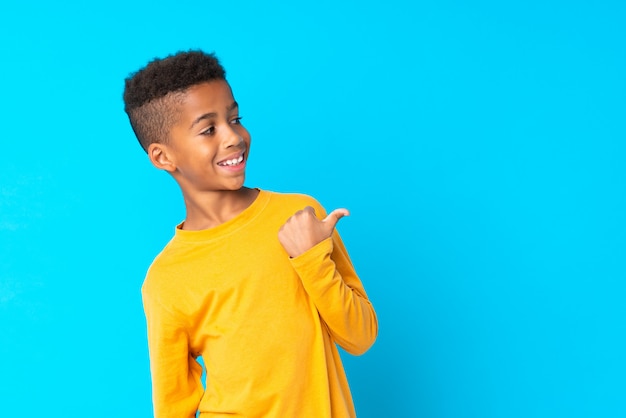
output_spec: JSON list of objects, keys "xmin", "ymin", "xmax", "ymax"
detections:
[{"xmin": 224, "ymin": 126, "xmax": 244, "ymax": 149}]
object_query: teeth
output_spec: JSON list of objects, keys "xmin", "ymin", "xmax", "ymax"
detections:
[{"xmin": 220, "ymin": 155, "xmax": 244, "ymax": 166}]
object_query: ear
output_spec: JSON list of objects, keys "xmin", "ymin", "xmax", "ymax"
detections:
[{"xmin": 148, "ymin": 143, "xmax": 176, "ymax": 173}]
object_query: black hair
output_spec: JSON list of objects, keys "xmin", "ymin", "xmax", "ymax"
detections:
[{"xmin": 123, "ymin": 50, "xmax": 227, "ymax": 152}]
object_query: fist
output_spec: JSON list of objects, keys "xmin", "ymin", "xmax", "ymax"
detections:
[{"xmin": 278, "ymin": 206, "xmax": 349, "ymax": 258}]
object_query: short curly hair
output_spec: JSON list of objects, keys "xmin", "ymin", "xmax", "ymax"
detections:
[{"xmin": 123, "ymin": 50, "xmax": 227, "ymax": 152}]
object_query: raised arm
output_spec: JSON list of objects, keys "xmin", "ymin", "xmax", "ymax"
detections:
[{"xmin": 278, "ymin": 206, "xmax": 378, "ymax": 354}]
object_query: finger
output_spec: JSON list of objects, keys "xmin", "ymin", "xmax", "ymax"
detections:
[
  {"xmin": 303, "ymin": 206, "xmax": 316, "ymax": 215},
  {"xmin": 322, "ymin": 208, "xmax": 350, "ymax": 230}
]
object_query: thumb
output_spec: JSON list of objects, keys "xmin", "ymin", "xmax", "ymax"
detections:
[{"xmin": 322, "ymin": 208, "xmax": 350, "ymax": 231}]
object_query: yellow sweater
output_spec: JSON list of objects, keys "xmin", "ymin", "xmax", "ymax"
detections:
[{"xmin": 142, "ymin": 190, "xmax": 377, "ymax": 418}]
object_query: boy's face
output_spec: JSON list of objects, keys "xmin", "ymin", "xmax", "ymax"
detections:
[{"xmin": 154, "ymin": 80, "xmax": 251, "ymax": 194}]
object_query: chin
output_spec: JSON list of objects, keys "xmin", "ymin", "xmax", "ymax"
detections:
[{"xmin": 226, "ymin": 181, "xmax": 246, "ymax": 191}]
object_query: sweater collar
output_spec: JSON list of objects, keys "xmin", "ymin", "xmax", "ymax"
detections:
[{"xmin": 173, "ymin": 189, "xmax": 270, "ymax": 243}]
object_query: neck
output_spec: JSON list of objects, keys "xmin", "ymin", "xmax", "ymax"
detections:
[{"xmin": 181, "ymin": 187, "xmax": 259, "ymax": 231}]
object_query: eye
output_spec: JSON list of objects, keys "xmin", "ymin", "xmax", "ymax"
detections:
[
  {"xmin": 200, "ymin": 126, "xmax": 215, "ymax": 136},
  {"xmin": 230, "ymin": 117, "xmax": 243, "ymax": 125}
]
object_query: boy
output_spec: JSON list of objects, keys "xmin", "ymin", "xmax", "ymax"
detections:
[{"xmin": 123, "ymin": 50, "xmax": 377, "ymax": 418}]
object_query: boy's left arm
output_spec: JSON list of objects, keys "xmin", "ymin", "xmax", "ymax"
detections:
[{"xmin": 279, "ymin": 206, "xmax": 378, "ymax": 355}]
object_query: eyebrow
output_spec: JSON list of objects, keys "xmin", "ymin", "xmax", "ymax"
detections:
[{"xmin": 189, "ymin": 101, "xmax": 239, "ymax": 130}]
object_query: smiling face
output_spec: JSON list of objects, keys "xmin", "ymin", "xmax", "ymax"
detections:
[{"xmin": 148, "ymin": 80, "xmax": 251, "ymax": 197}]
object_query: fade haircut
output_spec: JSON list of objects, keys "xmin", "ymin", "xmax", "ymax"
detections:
[{"xmin": 123, "ymin": 50, "xmax": 226, "ymax": 152}]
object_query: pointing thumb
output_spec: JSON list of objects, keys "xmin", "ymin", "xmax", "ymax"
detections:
[{"xmin": 322, "ymin": 208, "xmax": 350, "ymax": 231}]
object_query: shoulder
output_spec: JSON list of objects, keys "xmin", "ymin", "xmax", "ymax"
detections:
[
  {"xmin": 263, "ymin": 190, "xmax": 327, "ymax": 216},
  {"xmin": 141, "ymin": 239, "xmax": 183, "ymax": 304}
]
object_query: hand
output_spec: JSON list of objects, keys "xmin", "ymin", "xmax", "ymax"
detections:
[{"xmin": 278, "ymin": 206, "xmax": 349, "ymax": 258}]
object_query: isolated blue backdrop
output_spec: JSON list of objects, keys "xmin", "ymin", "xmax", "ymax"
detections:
[{"xmin": 1, "ymin": 1, "xmax": 625, "ymax": 417}]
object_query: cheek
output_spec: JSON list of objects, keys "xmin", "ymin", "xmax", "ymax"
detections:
[
  {"xmin": 236, "ymin": 125, "xmax": 251, "ymax": 140},
  {"xmin": 241, "ymin": 130, "xmax": 252, "ymax": 146}
]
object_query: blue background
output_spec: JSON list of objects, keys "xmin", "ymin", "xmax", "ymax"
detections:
[{"xmin": 1, "ymin": 1, "xmax": 625, "ymax": 417}]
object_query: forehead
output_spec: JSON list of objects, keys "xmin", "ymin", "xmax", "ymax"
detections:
[{"xmin": 179, "ymin": 80, "xmax": 235, "ymax": 116}]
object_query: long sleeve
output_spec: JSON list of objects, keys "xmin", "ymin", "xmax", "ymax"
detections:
[
  {"xmin": 140, "ymin": 190, "xmax": 375, "ymax": 417},
  {"xmin": 289, "ymin": 231, "xmax": 378, "ymax": 355},
  {"xmin": 142, "ymin": 292, "xmax": 204, "ymax": 418}
]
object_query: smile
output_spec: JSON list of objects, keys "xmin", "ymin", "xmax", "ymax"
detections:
[{"xmin": 217, "ymin": 153, "xmax": 245, "ymax": 167}]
